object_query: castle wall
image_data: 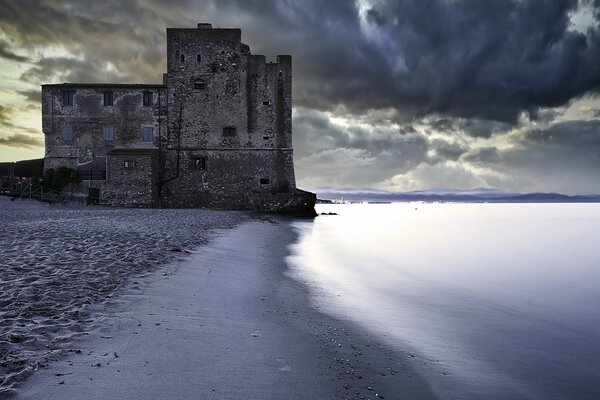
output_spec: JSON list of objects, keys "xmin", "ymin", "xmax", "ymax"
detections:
[
  {"xmin": 40, "ymin": 24, "xmax": 313, "ymax": 214},
  {"xmin": 160, "ymin": 148, "xmax": 293, "ymax": 208},
  {"xmin": 42, "ymin": 85, "xmax": 166, "ymax": 174},
  {"xmin": 103, "ymin": 149, "xmax": 157, "ymax": 207}
]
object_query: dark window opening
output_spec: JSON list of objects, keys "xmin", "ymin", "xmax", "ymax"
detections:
[
  {"xmin": 263, "ymin": 135, "xmax": 269, "ymax": 140},
  {"xmin": 124, "ymin": 161, "xmax": 135, "ymax": 169},
  {"xmin": 197, "ymin": 54, "xmax": 201, "ymax": 63},
  {"xmin": 62, "ymin": 91, "xmax": 74, "ymax": 106},
  {"xmin": 103, "ymin": 91, "xmax": 113, "ymax": 106},
  {"xmin": 263, "ymin": 101, "xmax": 271, "ymax": 106},
  {"xmin": 143, "ymin": 91, "xmax": 153, "ymax": 106},
  {"xmin": 181, "ymin": 54, "xmax": 185, "ymax": 63},
  {"xmin": 62, "ymin": 126, "xmax": 73, "ymax": 141},
  {"xmin": 194, "ymin": 79, "xmax": 205, "ymax": 90},
  {"xmin": 193, "ymin": 157, "xmax": 206, "ymax": 170},
  {"xmin": 142, "ymin": 126, "xmax": 154, "ymax": 142},
  {"xmin": 222, "ymin": 126, "xmax": 236, "ymax": 137},
  {"xmin": 260, "ymin": 178, "xmax": 270, "ymax": 185},
  {"xmin": 103, "ymin": 126, "xmax": 114, "ymax": 141}
]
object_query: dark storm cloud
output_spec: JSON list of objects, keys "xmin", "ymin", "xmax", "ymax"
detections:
[
  {"xmin": 462, "ymin": 147, "xmax": 502, "ymax": 164},
  {"xmin": 0, "ymin": 39, "xmax": 28, "ymax": 62},
  {"xmin": 2, "ymin": 0, "xmax": 599, "ymax": 122},
  {"xmin": 17, "ymin": 89, "xmax": 41, "ymax": 103},
  {"xmin": 517, "ymin": 119, "xmax": 600, "ymax": 146},
  {"xmin": 293, "ymin": 110, "xmax": 429, "ymax": 160},
  {"xmin": 426, "ymin": 117, "xmax": 513, "ymax": 138},
  {"xmin": 457, "ymin": 120, "xmax": 600, "ymax": 193},
  {"xmin": 0, "ymin": 133, "xmax": 43, "ymax": 149},
  {"xmin": 428, "ymin": 139, "xmax": 468, "ymax": 162},
  {"xmin": 0, "ymin": 105, "xmax": 17, "ymax": 128}
]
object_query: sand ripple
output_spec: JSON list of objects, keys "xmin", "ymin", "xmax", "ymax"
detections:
[{"xmin": 0, "ymin": 198, "xmax": 247, "ymax": 394}]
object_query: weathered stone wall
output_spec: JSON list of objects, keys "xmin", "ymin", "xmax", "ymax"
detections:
[
  {"xmin": 160, "ymin": 25, "xmax": 298, "ymax": 209},
  {"xmin": 103, "ymin": 149, "xmax": 157, "ymax": 207},
  {"xmin": 160, "ymin": 148, "xmax": 293, "ymax": 208},
  {"xmin": 166, "ymin": 28, "xmax": 248, "ymax": 149},
  {"xmin": 41, "ymin": 24, "xmax": 312, "ymax": 214},
  {"xmin": 41, "ymin": 84, "xmax": 167, "ymax": 175}
]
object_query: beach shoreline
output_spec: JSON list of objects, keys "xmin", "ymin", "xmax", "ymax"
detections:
[{"xmin": 10, "ymin": 215, "xmax": 435, "ymax": 399}]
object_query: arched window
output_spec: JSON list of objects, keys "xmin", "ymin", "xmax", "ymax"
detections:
[{"xmin": 194, "ymin": 79, "xmax": 205, "ymax": 90}]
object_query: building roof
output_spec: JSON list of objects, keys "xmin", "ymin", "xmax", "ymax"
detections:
[{"xmin": 41, "ymin": 83, "xmax": 166, "ymax": 89}]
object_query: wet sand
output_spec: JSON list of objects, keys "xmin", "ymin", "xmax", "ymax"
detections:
[{"xmin": 12, "ymin": 218, "xmax": 435, "ymax": 399}]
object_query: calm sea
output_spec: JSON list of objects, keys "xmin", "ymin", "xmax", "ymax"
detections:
[{"xmin": 287, "ymin": 203, "xmax": 600, "ymax": 400}]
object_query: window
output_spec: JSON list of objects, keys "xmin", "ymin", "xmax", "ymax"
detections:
[
  {"xmin": 124, "ymin": 161, "xmax": 135, "ymax": 169},
  {"xmin": 260, "ymin": 178, "xmax": 270, "ymax": 185},
  {"xmin": 103, "ymin": 126, "xmax": 114, "ymax": 141},
  {"xmin": 62, "ymin": 91, "xmax": 74, "ymax": 106},
  {"xmin": 62, "ymin": 126, "xmax": 73, "ymax": 141},
  {"xmin": 143, "ymin": 91, "xmax": 153, "ymax": 107},
  {"xmin": 193, "ymin": 157, "xmax": 206, "ymax": 170},
  {"xmin": 222, "ymin": 126, "xmax": 236, "ymax": 137},
  {"xmin": 181, "ymin": 54, "xmax": 185, "ymax": 63},
  {"xmin": 142, "ymin": 126, "xmax": 154, "ymax": 142},
  {"xmin": 263, "ymin": 101, "xmax": 271, "ymax": 106},
  {"xmin": 197, "ymin": 54, "xmax": 201, "ymax": 63},
  {"xmin": 263, "ymin": 135, "xmax": 270, "ymax": 140},
  {"xmin": 104, "ymin": 91, "xmax": 113, "ymax": 106},
  {"xmin": 194, "ymin": 79, "xmax": 205, "ymax": 90}
]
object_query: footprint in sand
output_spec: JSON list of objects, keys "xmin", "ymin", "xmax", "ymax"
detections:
[{"xmin": 276, "ymin": 358, "xmax": 291, "ymax": 372}]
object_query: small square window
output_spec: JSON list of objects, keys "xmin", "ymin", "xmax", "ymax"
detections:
[
  {"xmin": 124, "ymin": 161, "xmax": 135, "ymax": 169},
  {"xmin": 103, "ymin": 126, "xmax": 114, "ymax": 141},
  {"xmin": 143, "ymin": 91, "xmax": 153, "ymax": 107},
  {"xmin": 260, "ymin": 178, "xmax": 270, "ymax": 185},
  {"xmin": 104, "ymin": 91, "xmax": 113, "ymax": 106},
  {"xmin": 194, "ymin": 79, "xmax": 205, "ymax": 90},
  {"xmin": 62, "ymin": 91, "xmax": 74, "ymax": 106},
  {"xmin": 62, "ymin": 126, "xmax": 73, "ymax": 141},
  {"xmin": 222, "ymin": 126, "xmax": 236, "ymax": 137},
  {"xmin": 142, "ymin": 126, "xmax": 154, "ymax": 142},
  {"xmin": 193, "ymin": 157, "xmax": 206, "ymax": 170}
]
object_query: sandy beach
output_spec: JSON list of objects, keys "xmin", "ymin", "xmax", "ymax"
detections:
[{"xmin": 2, "ymin": 199, "xmax": 435, "ymax": 399}]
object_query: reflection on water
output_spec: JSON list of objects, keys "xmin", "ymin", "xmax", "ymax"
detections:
[{"xmin": 287, "ymin": 203, "xmax": 600, "ymax": 400}]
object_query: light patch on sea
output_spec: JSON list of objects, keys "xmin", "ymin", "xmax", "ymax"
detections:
[{"xmin": 286, "ymin": 203, "xmax": 600, "ymax": 400}]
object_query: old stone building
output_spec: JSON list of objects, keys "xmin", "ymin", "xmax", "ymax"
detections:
[{"xmin": 41, "ymin": 23, "xmax": 315, "ymax": 214}]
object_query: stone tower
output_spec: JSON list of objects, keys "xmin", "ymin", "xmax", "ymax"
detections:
[{"xmin": 41, "ymin": 23, "xmax": 315, "ymax": 214}]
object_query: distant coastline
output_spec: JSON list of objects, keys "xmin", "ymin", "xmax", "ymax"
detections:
[{"xmin": 315, "ymin": 188, "xmax": 600, "ymax": 204}]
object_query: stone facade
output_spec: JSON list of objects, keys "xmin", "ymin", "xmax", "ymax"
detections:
[{"xmin": 41, "ymin": 23, "xmax": 315, "ymax": 214}]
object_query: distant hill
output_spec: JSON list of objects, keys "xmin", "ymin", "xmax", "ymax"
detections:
[
  {"xmin": 0, "ymin": 158, "xmax": 44, "ymax": 178},
  {"xmin": 313, "ymin": 187, "xmax": 600, "ymax": 203}
]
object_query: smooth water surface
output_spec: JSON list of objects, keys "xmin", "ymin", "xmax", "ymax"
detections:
[{"xmin": 287, "ymin": 203, "xmax": 600, "ymax": 400}]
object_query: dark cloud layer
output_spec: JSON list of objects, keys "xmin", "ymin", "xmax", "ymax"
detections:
[
  {"xmin": 0, "ymin": 133, "xmax": 43, "ymax": 149},
  {"xmin": 0, "ymin": 39, "xmax": 28, "ymax": 62},
  {"xmin": 2, "ymin": 0, "xmax": 599, "ymax": 121},
  {"xmin": 1, "ymin": 0, "xmax": 599, "ymax": 192}
]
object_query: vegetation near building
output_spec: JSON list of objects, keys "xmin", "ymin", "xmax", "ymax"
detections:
[{"xmin": 41, "ymin": 23, "xmax": 315, "ymax": 214}]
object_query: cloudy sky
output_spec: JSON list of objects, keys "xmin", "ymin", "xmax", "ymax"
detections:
[{"xmin": 1, "ymin": 0, "xmax": 599, "ymax": 194}]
